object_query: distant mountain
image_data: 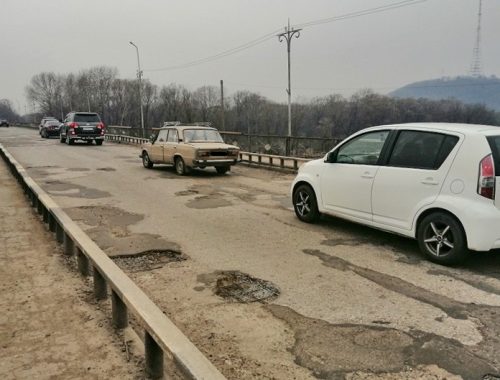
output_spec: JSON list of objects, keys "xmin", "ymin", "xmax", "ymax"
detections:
[{"xmin": 389, "ymin": 76, "xmax": 500, "ymax": 111}]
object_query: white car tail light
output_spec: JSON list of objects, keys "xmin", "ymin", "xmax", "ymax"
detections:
[{"xmin": 478, "ymin": 154, "xmax": 495, "ymax": 200}]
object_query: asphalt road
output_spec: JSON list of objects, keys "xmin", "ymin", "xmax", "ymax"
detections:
[{"xmin": 2, "ymin": 126, "xmax": 500, "ymax": 379}]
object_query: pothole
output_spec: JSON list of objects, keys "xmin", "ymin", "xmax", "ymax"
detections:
[
  {"xmin": 112, "ymin": 250, "xmax": 185, "ymax": 272},
  {"xmin": 186, "ymin": 195, "xmax": 232, "ymax": 209},
  {"xmin": 213, "ymin": 271, "xmax": 280, "ymax": 303},
  {"xmin": 175, "ymin": 190, "xmax": 199, "ymax": 196}
]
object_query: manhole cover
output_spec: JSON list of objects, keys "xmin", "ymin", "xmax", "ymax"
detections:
[
  {"xmin": 112, "ymin": 250, "xmax": 184, "ymax": 272},
  {"xmin": 215, "ymin": 271, "xmax": 280, "ymax": 303}
]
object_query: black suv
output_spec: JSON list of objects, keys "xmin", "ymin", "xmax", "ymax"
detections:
[{"xmin": 60, "ymin": 112, "xmax": 105, "ymax": 145}]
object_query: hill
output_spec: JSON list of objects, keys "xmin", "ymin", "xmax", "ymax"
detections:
[{"xmin": 389, "ymin": 76, "xmax": 500, "ymax": 111}]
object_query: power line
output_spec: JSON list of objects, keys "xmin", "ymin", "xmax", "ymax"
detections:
[
  {"xmin": 144, "ymin": 0, "xmax": 427, "ymax": 73},
  {"xmin": 224, "ymin": 79, "xmax": 500, "ymax": 93},
  {"xmin": 295, "ymin": 0, "xmax": 427, "ymax": 29},
  {"xmin": 146, "ymin": 29, "xmax": 281, "ymax": 72}
]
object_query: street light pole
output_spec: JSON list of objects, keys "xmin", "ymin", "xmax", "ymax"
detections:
[
  {"xmin": 129, "ymin": 41, "xmax": 145, "ymax": 138},
  {"xmin": 278, "ymin": 19, "xmax": 301, "ymax": 144}
]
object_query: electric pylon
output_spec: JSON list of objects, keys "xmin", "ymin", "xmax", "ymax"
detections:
[{"xmin": 469, "ymin": 0, "xmax": 483, "ymax": 77}]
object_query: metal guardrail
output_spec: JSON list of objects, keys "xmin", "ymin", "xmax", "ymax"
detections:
[
  {"xmin": 238, "ymin": 152, "xmax": 310, "ymax": 171},
  {"xmin": 0, "ymin": 143, "xmax": 226, "ymax": 380},
  {"xmin": 105, "ymin": 126, "xmax": 341, "ymax": 157},
  {"xmin": 104, "ymin": 134, "xmax": 312, "ymax": 171},
  {"xmin": 106, "ymin": 134, "xmax": 149, "ymax": 145}
]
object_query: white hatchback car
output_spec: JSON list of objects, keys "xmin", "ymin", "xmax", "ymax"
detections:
[{"xmin": 291, "ymin": 123, "xmax": 500, "ymax": 265}]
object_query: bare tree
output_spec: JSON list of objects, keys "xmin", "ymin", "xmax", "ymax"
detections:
[{"xmin": 25, "ymin": 72, "xmax": 59, "ymax": 116}]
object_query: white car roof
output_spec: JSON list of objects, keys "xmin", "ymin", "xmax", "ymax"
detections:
[{"xmin": 364, "ymin": 122, "xmax": 500, "ymax": 135}]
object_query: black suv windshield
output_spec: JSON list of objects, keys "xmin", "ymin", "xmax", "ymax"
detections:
[{"xmin": 74, "ymin": 113, "xmax": 100, "ymax": 123}]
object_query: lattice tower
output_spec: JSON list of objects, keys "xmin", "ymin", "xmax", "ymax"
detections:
[{"xmin": 469, "ymin": 0, "xmax": 483, "ymax": 77}]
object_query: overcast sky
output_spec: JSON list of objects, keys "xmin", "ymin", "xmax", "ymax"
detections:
[{"xmin": 1, "ymin": 0, "xmax": 499, "ymax": 114}]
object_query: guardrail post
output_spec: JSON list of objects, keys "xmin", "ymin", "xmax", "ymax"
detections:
[
  {"xmin": 280, "ymin": 158, "xmax": 284, "ymax": 168},
  {"xmin": 37, "ymin": 199, "xmax": 43, "ymax": 215},
  {"xmin": 111, "ymin": 290, "xmax": 128, "ymax": 329},
  {"xmin": 258, "ymin": 155, "xmax": 262, "ymax": 165},
  {"xmin": 42, "ymin": 206, "xmax": 49, "ymax": 223},
  {"xmin": 63, "ymin": 232, "xmax": 74, "ymax": 256},
  {"xmin": 56, "ymin": 223, "xmax": 64, "ymax": 243},
  {"xmin": 93, "ymin": 268, "xmax": 107, "ymax": 300},
  {"xmin": 145, "ymin": 331, "xmax": 164, "ymax": 379},
  {"xmin": 48, "ymin": 213, "xmax": 56, "ymax": 232},
  {"xmin": 30, "ymin": 191, "xmax": 36, "ymax": 207},
  {"xmin": 294, "ymin": 160, "xmax": 298, "ymax": 171},
  {"xmin": 270, "ymin": 157, "xmax": 273, "ymax": 166},
  {"xmin": 76, "ymin": 247, "xmax": 90, "ymax": 276}
]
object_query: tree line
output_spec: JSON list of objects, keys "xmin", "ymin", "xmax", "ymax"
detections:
[
  {"xmin": 24, "ymin": 66, "xmax": 500, "ymax": 138},
  {"xmin": 0, "ymin": 99, "xmax": 20, "ymax": 121}
]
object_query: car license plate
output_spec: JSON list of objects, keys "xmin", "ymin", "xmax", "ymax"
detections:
[{"xmin": 83, "ymin": 127, "xmax": 93, "ymax": 131}]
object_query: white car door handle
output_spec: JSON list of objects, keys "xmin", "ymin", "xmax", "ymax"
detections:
[
  {"xmin": 421, "ymin": 178, "xmax": 439, "ymax": 185},
  {"xmin": 361, "ymin": 172, "xmax": 375, "ymax": 179}
]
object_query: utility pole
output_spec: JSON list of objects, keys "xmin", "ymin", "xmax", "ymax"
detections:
[
  {"xmin": 220, "ymin": 80, "xmax": 225, "ymax": 131},
  {"xmin": 278, "ymin": 19, "xmax": 301, "ymax": 148},
  {"xmin": 129, "ymin": 41, "xmax": 145, "ymax": 138}
]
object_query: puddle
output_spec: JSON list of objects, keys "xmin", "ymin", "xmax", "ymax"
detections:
[
  {"xmin": 96, "ymin": 167, "xmax": 116, "ymax": 171},
  {"xmin": 112, "ymin": 249, "xmax": 185, "ymax": 272},
  {"xmin": 198, "ymin": 271, "xmax": 280, "ymax": 303}
]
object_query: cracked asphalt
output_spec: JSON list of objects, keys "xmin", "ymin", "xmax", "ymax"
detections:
[{"xmin": 2, "ymin": 127, "xmax": 500, "ymax": 379}]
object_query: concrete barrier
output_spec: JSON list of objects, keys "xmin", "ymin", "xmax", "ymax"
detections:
[{"xmin": 0, "ymin": 143, "xmax": 227, "ymax": 380}]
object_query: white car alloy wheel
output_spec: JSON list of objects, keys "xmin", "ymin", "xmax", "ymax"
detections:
[
  {"xmin": 417, "ymin": 212, "xmax": 468, "ymax": 265},
  {"xmin": 293, "ymin": 184, "xmax": 319, "ymax": 223}
]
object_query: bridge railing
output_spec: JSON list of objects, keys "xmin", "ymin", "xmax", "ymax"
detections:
[
  {"xmin": 104, "ymin": 134, "xmax": 314, "ymax": 171},
  {"xmin": 105, "ymin": 126, "xmax": 341, "ymax": 158},
  {"xmin": 0, "ymin": 143, "xmax": 227, "ymax": 380}
]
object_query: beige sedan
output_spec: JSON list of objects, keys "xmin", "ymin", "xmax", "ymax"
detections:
[{"xmin": 140, "ymin": 125, "xmax": 240, "ymax": 175}]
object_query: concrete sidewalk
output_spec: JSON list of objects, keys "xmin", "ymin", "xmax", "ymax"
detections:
[{"xmin": 0, "ymin": 159, "xmax": 142, "ymax": 379}]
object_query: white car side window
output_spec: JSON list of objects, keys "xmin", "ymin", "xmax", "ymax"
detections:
[{"xmin": 336, "ymin": 131, "xmax": 389, "ymax": 165}]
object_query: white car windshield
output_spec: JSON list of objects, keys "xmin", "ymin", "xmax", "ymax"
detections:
[{"xmin": 183, "ymin": 129, "xmax": 224, "ymax": 143}]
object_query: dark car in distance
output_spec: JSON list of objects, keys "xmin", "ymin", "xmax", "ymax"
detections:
[
  {"xmin": 0, "ymin": 119, "xmax": 9, "ymax": 127},
  {"xmin": 59, "ymin": 112, "xmax": 105, "ymax": 145},
  {"xmin": 40, "ymin": 120, "xmax": 62, "ymax": 138},
  {"xmin": 39, "ymin": 116, "xmax": 57, "ymax": 134}
]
